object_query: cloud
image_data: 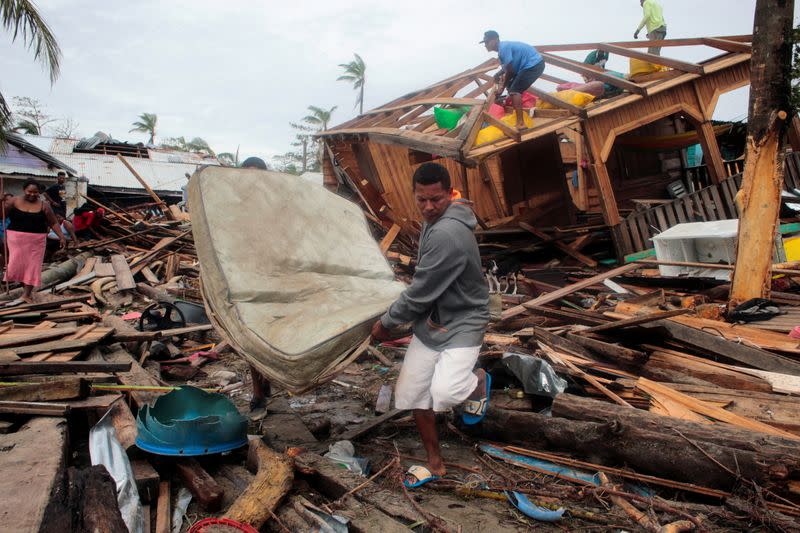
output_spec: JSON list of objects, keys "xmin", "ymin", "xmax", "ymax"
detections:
[{"xmin": 1, "ymin": 0, "xmax": 789, "ymax": 163}]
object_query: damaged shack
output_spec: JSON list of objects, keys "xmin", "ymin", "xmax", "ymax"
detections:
[{"xmin": 319, "ymin": 34, "xmax": 793, "ymax": 261}]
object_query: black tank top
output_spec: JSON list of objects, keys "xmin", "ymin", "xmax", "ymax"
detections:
[{"xmin": 8, "ymin": 204, "xmax": 48, "ymax": 234}]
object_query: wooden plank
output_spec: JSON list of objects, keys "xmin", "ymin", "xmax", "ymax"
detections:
[
  {"xmin": 540, "ymin": 52, "xmax": 646, "ymax": 95},
  {"xmin": 579, "ymin": 309, "xmax": 692, "ymax": 334},
  {"xmin": 117, "ymin": 154, "xmax": 174, "ymax": 220},
  {"xmin": 481, "ymin": 111, "xmax": 521, "ymax": 140},
  {"xmin": 0, "ymin": 400, "xmax": 69, "ymax": 415},
  {"xmin": 131, "ymin": 459, "xmax": 160, "ymax": 504},
  {"xmin": 141, "ymin": 267, "xmax": 160, "ymax": 285},
  {"xmin": 94, "ymin": 262, "xmax": 115, "ymax": 277},
  {"xmin": 526, "ymin": 86, "xmax": 584, "ymax": 116},
  {"xmin": 378, "ymin": 224, "xmax": 401, "ymax": 254},
  {"xmin": 154, "ymin": 481, "xmax": 171, "ymax": 533},
  {"xmin": 0, "ymin": 338, "xmax": 97, "ymax": 358},
  {"xmin": 0, "ymin": 377, "xmax": 86, "ymax": 401},
  {"xmin": 0, "ymin": 360, "xmax": 131, "ymax": 376},
  {"xmin": 702, "ymin": 37, "xmax": 752, "ymax": 54},
  {"xmin": 534, "ymin": 35, "xmax": 752, "ymax": 52},
  {"xmin": 0, "ymin": 418, "xmax": 67, "ymax": 531},
  {"xmin": 501, "ymin": 263, "xmax": 641, "ymax": 320},
  {"xmin": 519, "ymin": 222, "xmax": 597, "ymax": 267},
  {"xmin": 0, "ymin": 327, "xmax": 78, "ymax": 348},
  {"xmin": 357, "ymin": 97, "xmax": 482, "ymax": 117},
  {"xmin": 111, "ymin": 254, "xmax": 136, "ymax": 290},
  {"xmin": 596, "ymin": 43, "xmax": 705, "ymax": 74},
  {"xmin": 175, "ymin": 459, "xmax": 224, "ymax": 511}
]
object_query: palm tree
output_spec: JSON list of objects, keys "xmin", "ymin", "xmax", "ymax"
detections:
[
  {"xmin": 217, "ymin": 146, "xmax": 240, "ymax": 167},
  {"xmin": 338, "ymin": 53, "xmax": 366, "ymax": 115},
  {"xmin": 302, "ymin": 105, "xmax": 337, "ymax": 131},
  {"xmin": 0, "ymin": 0, "xmax": 61, "ymax": 139},
  {"xmin": 13, "ymin": 119, "xmax": 39, "ymax": 135},
  {"xmin": 186, "ymin": 137, "xmax": 214, "ymax": 156},
  {"xmin": 129, "ymin": 112, "xmax": 158, "ymax": 144}
]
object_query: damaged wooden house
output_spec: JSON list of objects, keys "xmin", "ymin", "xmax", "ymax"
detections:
[{"xmin": 319, "ymin": 34, "xmax": 796, "ymax": 261}]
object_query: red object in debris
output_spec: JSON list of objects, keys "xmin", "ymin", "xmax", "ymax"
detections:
[
  {"xmin": 789, "ymin": 326, "xmax": 800, "ymax": 339},
  {"xmin": 380, "ymin": 335, "xmax": 412, "ymax": 347},
  {"xmin": 189, "ymin": 518, "xmax": 259, "ymax": 533},
  {"xmin": 121, "ymin": 311, "xmax": 142, "ymax": 321}
]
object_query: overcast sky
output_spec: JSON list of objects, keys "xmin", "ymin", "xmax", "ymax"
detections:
[{"xmin": 1, "ymin": 0, "xmax": 795, "ymax": 162}]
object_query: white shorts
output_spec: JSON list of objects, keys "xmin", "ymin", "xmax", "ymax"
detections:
[{"xmin": 394, "ymin": 335, "xmax": 481, "ymax": 412}]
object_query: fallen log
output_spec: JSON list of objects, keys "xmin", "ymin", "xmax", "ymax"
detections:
[
  {"xmin": 223, "ymin": 438, "xmax": 293, "ymax": 529},
  {"xmin": 551, "ymin": 393, "xmax": 800, "ymax": 459},
  {"xmin": 108, "ymin": 398, "xmax": 138, "ymax": 453},
  {"xmin": 474, "ymin": 407, "xmax": 795, "ymax": 492},
  {"xmin": 0, "ymin": 252, "xmax": 93, "ymax": 301}
]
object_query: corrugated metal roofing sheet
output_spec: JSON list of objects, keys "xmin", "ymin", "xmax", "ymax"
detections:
[
  {"xmin": 14, "ymin": 134, "xmax": 221, "ymax": 192},
  {"xmin": 57, "ymin": 153, "xmax": 218, "ymax": 192}
]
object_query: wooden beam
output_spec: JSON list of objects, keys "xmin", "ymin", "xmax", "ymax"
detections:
[
  {"xmin": 695, "ymin": 121, "xmax": 727, "ymax": 185},
  {"xmin": 481, "ymin": 112, "xmax": 521, "ymax": 141},
  {"xmin": 519, "ymin": 222, "xmax": 597, "ymax": 267},
  {"xmin": 702, "ymin": 37, "xmax": 753, "ymax": 54},
  {"xmin": 359, "ymin": 97, "xmax": 482, "ymax": 117},
  {"xmin": 540, "ymin": 52, "xmax": 646, "ymax": 95},
  {"xmin": 526, "ymin": 86, "xmax": 584, "ymax": 116},
  {"xmin": 501, "ymin": 263, "xmax": 641, "ymax": 320},
  {"xmin": 535, "ymin": 35, "xmax": 752, "ymax": 52},
  {"xmin": 116, "ymin": 154, "xmax": 175, "ymax": 221},
  {"xmin": 579, "ymin": 309, "xmax": 691, "ymax": 334},
  {"xmin": 378, "ymin": 224, "xmax": 401, "ymax": 254},
  {"xmin": 0, "ymin": 360, "xmax": 131, "ymax": 376},
  {"xmin": 596, "ymin": 43, "xmax": 705, "ymax": 74},
  {"xmin": 154, "ymin": 481, "xmax": 171, "ymax": 533}
]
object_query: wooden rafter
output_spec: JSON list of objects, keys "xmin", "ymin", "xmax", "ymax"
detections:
[
  {"xmin": 596, "ymin": 43, "xmax": 705, "ymax": 74},
  {"xmin": 527, "ymin": 87, "xmax": 585, "ymax": 116},
  {"xmin": 540, "ymin": 52, "xmax": 647, "ymax": 95},
  {"xmin": 702, "ymin": 37, "xmax": 753, "ymax": 54},
  {"xmin": 535, "ymin": 34, "xmax": 751, "ymax": 52}
]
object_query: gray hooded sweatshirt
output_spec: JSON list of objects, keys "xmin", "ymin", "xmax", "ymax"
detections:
[{"xmin": 381, "ymin": 202, "xmax": 489, "ymax": 351}]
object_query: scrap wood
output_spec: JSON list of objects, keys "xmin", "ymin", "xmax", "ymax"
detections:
[
  {"xmin": 155, "ymin": 480, "xmax": 171, "ymax": 533},
  {"xmin": 0, "ymin": 376, "xmax": 87, "ymax": 401},
  {"xmin": 502, "ymin": 263, "xmax": 641, "ymax": 320},
  {"xmin": 0, "ymin": 400, "xmax": 69, "ymax": 415},
  {"xmin": 110, "ymin": 254, "xmax": 136, "ymax": 290},
  {"xmin": 598, "ymin": 472, "xmax": 661, "ymax": 531},
  {"xmin": 175, "ymin": 458, "xmax": 224, "ymax": 511},
  {"xmin": 539, "ymin": 343, "xmax": 633, "ymax": 407},
  {"xmin": 635, "ymin": 377, "xmax": 800, "ymax": 440},
  {"xmin": 582, "ymin": 309, "xmax": 692, "ymax": 334},
  {"xmin": 224, "ymin": 438, "xmax": 293, "ymax": 529},
  {"xmin": 0, "ymin": 360, "xmax": 130, "ymax": 376},
  {"xmin": 379, "ymin": 224, "xmax": 402, "ymax": 254},
  {"xmin": 519, "ymin": 222, "xmax": 598, "ymax": 267}
]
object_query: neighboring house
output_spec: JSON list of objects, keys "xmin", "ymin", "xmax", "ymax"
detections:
[
  {"xmin": 14, "ymin": 133, "xmax": 221, "ymax": 208},
  {"xmin": 0, "ymin": 133, "xmax": 86, "ymax": 213}
]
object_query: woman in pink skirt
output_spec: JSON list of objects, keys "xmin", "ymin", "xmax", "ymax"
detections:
[{"xmin": 5, "ymin": 179, "xmax": 66, "ymax": 303}]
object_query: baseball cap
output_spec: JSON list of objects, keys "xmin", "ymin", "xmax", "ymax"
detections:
[{"xmin": 480, "ymin": 30, "xmax": 499, "ymax": 44}]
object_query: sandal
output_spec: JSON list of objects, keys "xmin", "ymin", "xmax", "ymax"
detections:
[
  {"xmin": 462, "ymin": 372, "xmax": 492, "ymax": 425},
  {"xmin": 403, "ymin": 465, "xmax": 440, "ymax": 489}
]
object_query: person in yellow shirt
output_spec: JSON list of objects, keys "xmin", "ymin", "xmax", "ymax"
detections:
[{"xmin": 634, "ymin": 0, "xmax": 667, "ymax": 55}]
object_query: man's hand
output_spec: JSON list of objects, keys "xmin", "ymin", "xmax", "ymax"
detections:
[
  {"xmin": 59, "ymin": 237, "xmax": 67, "ymax": 250},
  {"xmin": 634, "ymin": 31, "xmax": 640, "ymax": 39},
  {"xmin": 370, "ymin": 320, "xmax": 391, "ymax": 342}
]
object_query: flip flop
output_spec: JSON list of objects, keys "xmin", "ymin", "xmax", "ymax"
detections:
[
  {"xmin": 462, "ymin": 372, "xmax": 492, "ymax": 425},
  {"xmin": 403, "ymin": 465, "xmax": 440, "ymax": 489},
  {"xmin": 504, "ymin": 490, "xmax": 564, "ymax": 522}
]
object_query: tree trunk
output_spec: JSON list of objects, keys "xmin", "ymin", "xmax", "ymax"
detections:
[
  {"xmin": 359, "ymin": 83, "xmax": 364, "ymax": 115},
  {"xmin": 551, "ymin": 393, "xmax": 800, "ymax": 460},
  {"xmin": 301, "ymin": 137, "xmax": 308, "ymax": 173},
  {"xmin": 729, "ymin": 0, "xmax": 794, "ymax": 307},
  {"xmin": 473, "ymin": 407, "xmax": 795, "ymax": 492}
]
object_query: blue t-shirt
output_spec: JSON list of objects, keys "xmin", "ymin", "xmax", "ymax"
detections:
[{"xmin": 498, "ymin": 41, "xmax": 543, "ymax": 75}]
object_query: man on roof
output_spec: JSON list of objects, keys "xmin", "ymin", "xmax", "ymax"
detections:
[
  {"xmin": 634, "ymin": 0, "xmax": 667, "ymax": 55},
  {"xmin": 481, "ymin": 30, "xmax": 545, "ymax": 130}
]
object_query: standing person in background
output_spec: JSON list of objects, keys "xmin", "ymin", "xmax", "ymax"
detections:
[
  {"xmin": 4, "ymin": 180, "xmax": 66, "ymax": 303},
  {"xmin": 45, "ymin": 171, "xmax": 68, "ymax": 219},
  {"xmin": 481, "ymin": 30, "xmax": 545, "ymax": 130},
  {"xmin": 634, "ymin": 0, "xmax": 667, "ymax": 55}
]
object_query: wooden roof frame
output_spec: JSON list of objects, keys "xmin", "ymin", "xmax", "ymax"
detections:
[{"xmin": 320, "ymin": 35, "xmax": 753, "ymax": 166}]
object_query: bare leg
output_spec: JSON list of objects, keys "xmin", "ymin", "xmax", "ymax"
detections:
[
  {"xmin": 21, "ymin": 285, "xmax": 34, "ymax": 304},
  {"xmin": 249, "ymin": 363, "xmax": 271, "ymax": 411},
  {"xmin": 511, "ymin": 93, "xmax": 525, "ymax": 129},
  {"xmin": 467, "ymin": 368, "xmax": 487, "ymax": 401},
  {"xmin": 406, "ymin": 409, "xmax": 446, "ymax": 482}
]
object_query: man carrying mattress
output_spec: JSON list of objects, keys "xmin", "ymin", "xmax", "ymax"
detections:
[{"xmin": 371, "ymin": 162, "xmax": 490, "ymax": 488}]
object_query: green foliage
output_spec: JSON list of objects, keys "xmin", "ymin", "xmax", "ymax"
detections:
[
  {"xmin": 129, "ymin": 112, "xmax": 158, "ymax": 144},
  {"xmin": 302, "ymin": 105, "xmax": 337, "ymax": 131},
  {"xmin": 13, "ymin": 118, "xmax": 38, "ymax": 134},
  {"xmin": 160, "ymin": 135, "xmax": 216, "ymax": 156},
  {"xmin": 0, "ymin": 0, "xmax": 62, "ymax": 138},
  {"xmin": 338, "ymin": 53, "xmax": 366, "ymax": 114}
]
